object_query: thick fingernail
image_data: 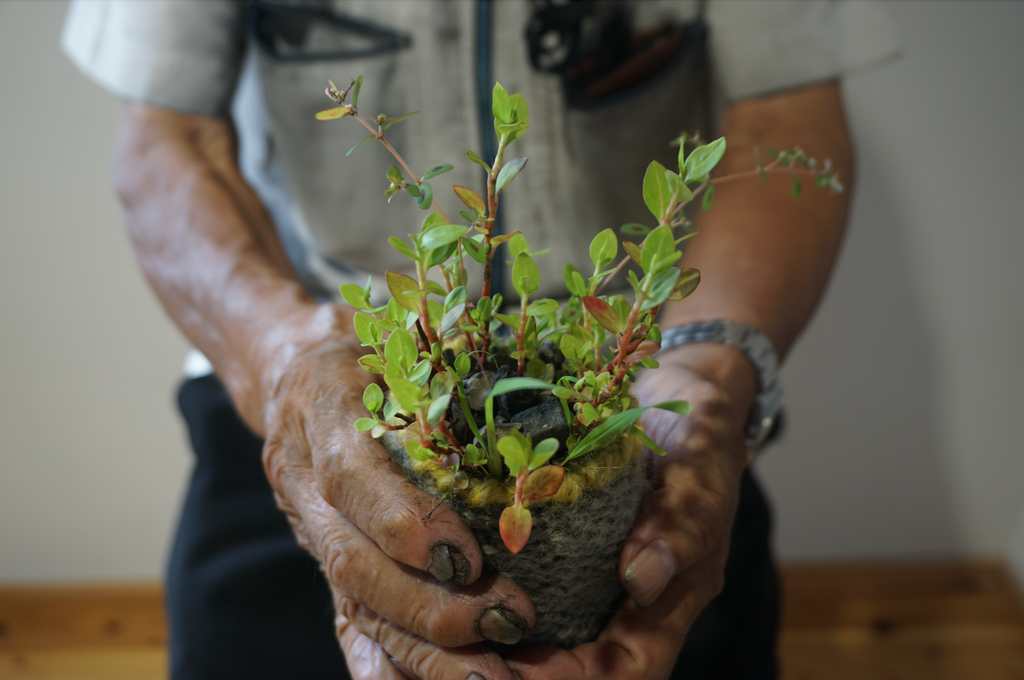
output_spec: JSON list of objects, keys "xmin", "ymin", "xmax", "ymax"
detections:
[
  {"xmin": 428, "ymin": 543, "xmax": 455, "ymax": 582},
  {"xmin": 624, "ymin": 538, "xmax": 678, "ymax": 607},
  {"xmin": 429, "ymin": 542, "xmax": 471, "ymax": 585},
  {"xmin": 478, "ymin": 607, "xmax": 525, "ymax": 645},
  {"xmin": 465, "ymin": 674, "xmax": 487, "ymax": 680}
]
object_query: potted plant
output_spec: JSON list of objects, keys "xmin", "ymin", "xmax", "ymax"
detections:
[{"xmin": 314, "ymin": 77, "xmax": 840, "ymax": 648}]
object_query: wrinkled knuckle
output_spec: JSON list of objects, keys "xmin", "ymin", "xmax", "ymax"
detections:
[
  {"xmin": 261, "ymin": 438, "xmax": 290, "ymax": 488},
  {"xmin": 365, "ymin": 493, "xmax": 421, "ymax": 549},
  {"xmin": 312, "ymin": 449, "xmax": 342, "ymax": 505},
  {"xmin": 320, "ymin": 532, "xmax": 360, "ymax": 590},
  {"xmin": 407, "ymin": 599, "xmax": 455, "ymax": 645},
  {"xmin": 405, "ymin": 643, "xmax": 450, "ymax": 680}
]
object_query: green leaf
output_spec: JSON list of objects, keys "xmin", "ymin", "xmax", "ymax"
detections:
[
  {"xmin": 505, "ymin": 232, "xmax": 529, "ymax": 258},
  {"xmin": 409, "ymin": 358, "xmax": 432, "ymax": 386},
  {"xmin": 582, "ymin": 296, "xmax": 621, "ymax": 333},
  {"xmin": 629, "ymin": 426, "xmax": 668, "ymax": 457},
  {"xmin": 623, "ymin": 240, "xmax": 643, "ymax": 266},
  {"xmin": 388, "ymin": 236, "xmax": 417, "ymax": 260},
  {"xmin": 488, "ymin": 376, "xmax": 554, "ymax": 399},
  {"xmin": 422, "ymin": 163, "xmax": 454, "ymax": 180},
  {"xmin": 497, "ymin": 435, "xmax": 529, "ymax": 476},
  {"xmin": 386, "ymin": 271, "xmax": 420, "ymax": 314},
  {"xmin": 653, "ymin": 400, "xmax": 690, "ymax": 415},
  {"xmin": 492, "ymin": 82, "xmax": 512, "ymax": 124},
  {"xmin": 642, "ymin": 160, "xmax": 672, "ymax": 221},
  {"xmin": 589, "ymin": 228, "xmax": 618, "ymax": 272},
  {"xmin": 390, "ymin": 377, "xmax": 423, "ymax": 412},
  {"xmin": 466, "ymin": 150, "xmax": 491, "ymax": 172},
  {"xmin": 702, "ymin": 183, "xmax": 715, "ymax": 211},
  {"xmin": 405, "ymin": 184, "xmax": 421, "ymax": 198},
  {"xmin": 382, "ymin": 111, "xmax": 419, "ymax": 131},
  {"xmin": 529, "ymin": 439, "xmax": 560, "ymax": 470},
  {"xmin": 684, "ymin": 137, "xmax": 726, "ymax": 183},
  {"xmin": 453, "ymin": 185, "xmax": 486, "ymax": 216},
  {"xmin": 427, "ymin": 395, "xmax": 450, "ymax": 426},
  {"xmin": 358, "ymin": 354, "xmax": 384, "ymax": 374},
  {"xmin": 315, "ymin": 106, "xmax": 352, "ymax": 120},
  {"xmin": 565, "ymin": 407, "xmax": 649, "ymax": 462},
  {"xmin": 643, "ymin": 267, "xmax": 682, "ymax": 311},
  {"xmin": 387, "ymin": 164, "xmax": 404, "ymax": 186},
  {"xmin": 354, "ymin": 417, "xmax": 377, "ymax": 432},
  {"xmin": 440, "ymin": 303, "xmax": 466, "ymax": 334},
  {"xmin": 444, "ymin": 286, "xmax": 467, "ymax": 312},
  {"xmin": 499, "ymin": 504, "xmax": 532, "ymax": 554},
  {"xmin": 454, "ymin": 353, "xmax": 471, "ymax": 377},
  {"xmin": 430, "ymin": 372, "xmax": 455, "ymax": 400},
  {"xmin": 416, "ymin": 181, "xmax": 433, "ymax": 209},
  {"xmin": 641, "ymin": 225, "xmax": 675, "ymax": 275},
  {"xmin": 621, "ymin": 223, "xmax": 650, "ymax": 236},
  {"xmin": 510, "ymin": 92, "xmax": 530, "ymax": 125},
  {"xmin": 351, "ymin": 75, "xmax": 363, "ymax": 107},
  {"xmin": 383, "ymin": 400, "xmax": 402, "ymax": 421},
  {"xmin": 462, "ymin": 236, "xmax": 486, "ymax": 263},
  {"xmin": 495, "ymin": 157, "xmax": 528, "ymax": 195},
  {"xmin": 363, "ymin": 383, "xmax": 384, "ymax": 413},
  {"xmin": 346, "ymin": 134, "xmax": 374, "ymax": 157},
  {"xmin": 664, "ymin": 169, "xmax": 694, "ymax": 204},
  {"xmin": 792, "ymin": 174, "xmax": 802, "ymax": 197},
  {"xmin": 421, "ymin": 223, "xmax": 469, "ymax": 250},
  {"xmin": 527, "ymin": 298, "xmax": 560, "ymax": 316},
  {"xmin": 512, "ymin": 252, "xmax": 540, "ymax": 297},
  {"xmin": 339, "ymin": 283, "xmax": 370, "ymax": 309},
  {"xmin": 384, "ymin": 327, "xmax": 418, "ymax": 372},
  {"xmin": 353, "ymin": 312, "xmax": 380, "ymax": 345},
  {"xmin": 405, "ymin": 440, "xmax": 434, "ymax": 462},
  {"xmin": 522, "ymin": 465, "xmax": 564, "ymax": 500},
  {"xmin": 563, "ymin": 263, "xmax": 584, "ymax": 296}
]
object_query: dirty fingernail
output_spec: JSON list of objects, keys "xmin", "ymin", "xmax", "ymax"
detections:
[
  {"xmin": 428, "ymin": 543, "xmax": 455, "ymax": 582},
  {"xmin": 478, "ymin": 607, "xmax": 525, "ymax": 645},
  {"xmin": 624, "ymin": 538, "xmax": 677, "ymax": 607}
]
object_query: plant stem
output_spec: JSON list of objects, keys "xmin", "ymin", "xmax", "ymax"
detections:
[
  {"xmin": 351, "ymin": 112, "xmax": 452, "ymax": 223},
  {"xmin": 517, "ymin": 294, "xmax": 529, "ymax": 375}
]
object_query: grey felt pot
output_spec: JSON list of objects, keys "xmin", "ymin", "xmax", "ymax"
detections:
[{"xmin": 384, "ymin": 430, "xmax": 648, "ymax": 649}]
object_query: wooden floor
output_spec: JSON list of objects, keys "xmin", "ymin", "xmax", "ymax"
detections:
[{"xmin": 1, "ymin": 561, "xmax": 1022, "ymax": 679}]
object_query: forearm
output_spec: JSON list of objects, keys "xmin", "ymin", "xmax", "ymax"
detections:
[
  {"xmin": 661, "ymin": 81, "xmax": 854, "ymax": 363},
  {"xmin": 112, "ymin": 103, "xmax": 343, "ymax": 435}
]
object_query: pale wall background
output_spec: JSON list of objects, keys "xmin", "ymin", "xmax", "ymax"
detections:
[{"xmin": 1, "ymin": 0, "xmax": 1021, "ymax": 583}]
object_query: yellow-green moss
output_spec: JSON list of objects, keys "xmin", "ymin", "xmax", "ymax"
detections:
[{"xmin": 405, "ymin": 434, "xmax": 643, "ymax": 507}]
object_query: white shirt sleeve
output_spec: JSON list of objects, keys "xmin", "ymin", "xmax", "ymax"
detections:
[
  {"xmin": 707, "ymin": 0, "xmax": 902, "ymax": 101},
  {"xmin": 61, "ymin": 0, "xmax": 246, "ymax": 116}
]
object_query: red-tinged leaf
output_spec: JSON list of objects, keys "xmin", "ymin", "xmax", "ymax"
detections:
[
  {"xmin": 315, "ymin": 106, "xmax": 352, "ymax": 120},
  {"xmin": 453, "ymin": 185, "xmax": 486, "ymax": 217},
  {"xmin": 386, "ymin": 271, "xmax": 420, "ymax": 313},
  {"xmin": 499, "ymin": 504, "xmax": 532, "ymax": 554},
  {"xmin": 626, "ymin": 340, "xmax": 661, "ymax": 365},
  {"xmin": 582, "ymin": 296, "xmax": 621, "ymax": 333},
  {"xmin": 622, "ymin": 241, "xmax": 643, "ymax": 265},
  {"xmin": 668, "ymin": 268, "xmax": 700, "ymax": 301},
  {"xmin": 522, "ymin": 466, "xmax": 565, "ymax": 502}
]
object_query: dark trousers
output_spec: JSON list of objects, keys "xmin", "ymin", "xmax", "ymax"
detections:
[{"xmin": 168, "ymin": 375, "xmax": 778, "ymax": 679}]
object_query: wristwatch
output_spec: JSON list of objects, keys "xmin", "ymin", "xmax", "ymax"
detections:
[{"xmin": 658, "ymin": 320, "xmax": 782, "ymax": 452}]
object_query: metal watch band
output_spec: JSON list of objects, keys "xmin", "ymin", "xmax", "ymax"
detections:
[{"xmin": 658, "ymin": 320, "xmax": 782, "ymax": 451}]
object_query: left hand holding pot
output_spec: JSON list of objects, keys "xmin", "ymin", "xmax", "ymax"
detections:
[{"xmin": 506, "ymin": 344, "xmax": 755, "ymax": 680}]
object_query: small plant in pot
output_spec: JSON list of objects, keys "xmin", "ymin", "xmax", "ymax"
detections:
[{"xmin": 316, "ymin": 77, "xmax": 841, "ymax": 648}]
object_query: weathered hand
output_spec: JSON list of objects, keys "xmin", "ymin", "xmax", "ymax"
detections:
[
  {"xmin": 258, "ymin": 305, "xmax": 533, "ymax": 680},
  {"xmin": 505, "ymin": 345, "xmax": 753, "ymax": 680}
]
